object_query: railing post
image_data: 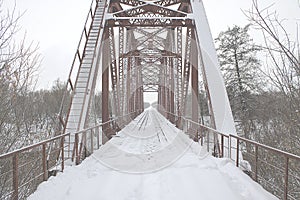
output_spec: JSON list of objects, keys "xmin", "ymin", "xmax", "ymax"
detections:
[
  {"xmin": 284, "ymin": 156, "xmax": 289, "ymax": 200},
  {"xmin": 207, "ymin": 130, "xmax": 210, "ymax": 152},
  {"xmin": 12, "ymin": 154, "xmax": 18, "ymax": 200},
  {"xmin": 200, "ymin": 127, "xmax": 203, "ymax": 146},
  {"xmin": 90, "ymin": 129, "xmax": 94, "ymax": 153},
  {"xmin": 97, "ymin": 126, "xmax": 100, "ymax": 149},
  {"xmin": 254, "ymin": 145, "xmax": 258, "ymax": 182},
  {"xmin": 186, "ymin": 120, "xmax": 189, "ymax": 132},
  {"xmin": 236, "ymin": 138, "xmax": 239, "ymax": 167},
  {"xmin": 221, "ymin": 135, "xmax": 224, "ymax": 158},
  {"xmin": 75, "ymin": 133, "xmax": 79, "ymax": 165},
  {"xmin": 213, "ymin": 132, "xmax": 217, "ymax": 156},
  {"xmin": 227, "ymin": 136, "xmax": 230, "ymax": 158},
  {"xmin": 229, "ymin": 135, "xmax": 232, "ymax": 159},
  {"xmin": 42, "ymin": 144, "xmax": 48, "ymax": 181},
  {"xmin": 68, "ymin": 134, "xmax": 73, "ymax": 161},
  {"xmin": 61, "ymin": 136, "xmax": 65, "ymax": 171}
]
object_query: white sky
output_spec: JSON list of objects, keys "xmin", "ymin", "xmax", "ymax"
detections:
[{"xmin": 3, "ymin": 0, "xmax": 300, "ymax": 91}]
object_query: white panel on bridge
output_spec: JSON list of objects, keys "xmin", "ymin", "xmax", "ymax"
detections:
[{"xmin": 191, "ymin": 0, "xmax": 236, "ymax": 135}]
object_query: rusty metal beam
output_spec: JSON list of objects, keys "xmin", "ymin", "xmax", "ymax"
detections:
[
  {"xmin": 181, "ymin": 27, "xmax": 192, "ymax": 116},
  {"xmin": 176, "ymin": 26, "xmax": 183, "ymax": 126},
  {"xmin": 154, "ymin": 0, "xmax": 189, "ymax": 8},
  {"xmin": 191, "ymin": 29, "xmax": 199, "ymax": 141},
  {"xmin": 107, "ymin": 18, "xmax": 193, "ymax": 27},
  {"xmin": 110, "ymin": 0, "xmax": 145, "ymax": 8},
  {"xmin": 102, "ymin": 30, "xmax": 111, "ymax": 144},
  {"xmin": 119, "ymin": 27, "xmax": 125, "ymax": 116},
  {"xmin": 108, "ymin": 27, "xmax": 120, "ymax": 117},
  {"xmin": 113, "ymin": 4, "xmax": 187, "ymax": 18}
]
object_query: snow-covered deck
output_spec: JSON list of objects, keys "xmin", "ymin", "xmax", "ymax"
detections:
[{"xmin": 29, "ymin": 108, "xmax": 277, "ymax": 200}]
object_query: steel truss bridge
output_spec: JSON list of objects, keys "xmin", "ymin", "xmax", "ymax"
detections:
[{"xmin": 0, "ymin": 0, "xmax": 299, "ymax": 200}]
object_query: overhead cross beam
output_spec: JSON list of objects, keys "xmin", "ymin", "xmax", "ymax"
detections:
[{"xmin": 60, "ymin": 0, "xmax": 237, "ymax": 163}]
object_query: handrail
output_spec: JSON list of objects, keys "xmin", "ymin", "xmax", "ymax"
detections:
[
  {"xmin": 0, "ymin": 132, "xmax": 69, "ymax": 160},
  {"xmin": 58, "ymin": 0, "xmax": 98, "ymax": 119},
  {"xmin": 0, "ymin": 112, "xmax": 136, "ymax": 200},
  {"xmin": 1, "ymin": 112, "xmax": 299, "ymax": 200},
  {"xmin": 182, "ymin": 116, "xmax": 229, "ymax": 138},
  {"xmin": 0, "ymin": 120, "xmax": 113, "ymax": 160},
  {"xmin": 73, "ymin": 119, "xmax": 114, "ymax": 135},
  {"xmin": 68, "ymin": 0, "xmax": 97, "ymax": 81},
  {"xmin": 230, "ymin": 134, "xmax": 300, "ymax": 161},
  {"xmin": 165, "ymin": 112, "xmax": 299, "ymax": 200},
  {"xmin": 170, "ymin": 113, "xmax": 300, "ymax": 159}
]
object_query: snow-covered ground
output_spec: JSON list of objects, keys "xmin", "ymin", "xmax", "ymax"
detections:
[{"xmin": 29, "ymin": 108, "xmax": 278, "ymax": 200}]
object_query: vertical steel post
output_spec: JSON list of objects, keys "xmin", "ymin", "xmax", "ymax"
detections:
[
  {"xmin": 75, "ymin": 133, "xmax": 79, "ymax": 165},
  {"xmin": 96, "ymin": 126, "xmax": 100, "ymax": 149},
  {"xmin": 61, "ymin": 137, "xmax": 65, "ymax": 171},
  {"xmin": 67, "ymin": 135, "xmax": 70, "ymax": 159},
  {"xmin": 130, "ymin": 59, "xmax": 135, "ymax": 117},
  {"xmin": 12, "ymin": 154, "xmax": 18, "ymax": 200},
  {"xmin": 236, "ymin": 138, "xmax": 240, "ymax": 167},
  {"xmin": 207, "ymin": 130, "xmax": 210, "ymax": 152},
  {"xmin": 42, "ymin": 144, "xmax": 48, "ymax": 181},
  {"xmin": 158, "ymin": 85, "xmax": 161, "ymax": 113},
  {"xmin": 191, "ymin": 29, "xmax": 199, "ymax": 141},
  {"xmin": 137, "ymin": 63, "xmax": 143, "ymax": 115},
  {"xmin": 170, "ymin": 58, "xmax": 175, "ymax": 123},
  {"xmin": 108, "ymin": 27, "xmax": 119, "ymax": 118},
  {"xmin": 134, "ymin": 72, "xmax": 138, "ymax": 116},
  {"xmin": 161, "ymin": 85, "xmax": 166, "ymax": 116},
  {"xmin": 140, "ymin": 84, "xmax": 144, "ymax": 113},
  {"xmin": 180, "ymin": 27, "xmax": 192, "ymax": 123},
  {"xmin": 284, "ymin": 156, "xmax": 289, "ymax": 200},
  {"xmin": 135, "ymin": 62, "xmax": 139, "ymax": 116},
  {"xmin": 176, "ymin": 27, "xmax": 183, "ymax": 128},
  {"xmin": 90, "ymin": 129, "xmax": 94, "ymax": 153},
  {"xmin": 221, "ymin": 135, "xmax": 224, "ymax": 158},
  {"xmin": 200, "ymin": 127, "xmax": 203, "ymax": 145},
  {"xmin": 102, "ymin": 31, "xmax": 110, "ymax": 144},
  {"xmin": 118, "ymin": 27, "xmax": 125, "ymax": 116},
  {"xmin": 127, "ymin": 57, "xmax": 132, "ymax": 114},
  {"xmin": 254, "ymin": 145, "xmax": 258, "ymax": 181}
]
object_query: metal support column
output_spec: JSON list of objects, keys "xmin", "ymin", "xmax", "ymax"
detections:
[
  {"xmin": 191, "ymin": 29, "xmax": 199, "ymax": 141},
  {"xmin": 102, "ymin": 32, "xmax": 110, "ymax": 144},
  {"xmin": 170, "ymin": 57, "xmax": 175, "ymax": 123}
]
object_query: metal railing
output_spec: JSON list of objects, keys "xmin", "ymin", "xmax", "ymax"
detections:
[
  {"xmin": 182, "ymin": 117, "xmax": 230, "ymax": 156},
  {"xmin": 1, "ymin": 111, "xmax": 299, "ymax": 200},
  {"xmin": 231, "ymin": 135, "xmax": 300, "ymax": 200},
  {"xmin": 0, "ymin": 109, "xmax": 138, "ymax": 200},
  {"xmin": 0, "ymin": 132, "xmax": 68, "ymax": 200},
  {"xmin": 57, "ymin": 0, "xmax": 101, "ymax": 127},
  {"xmin": 177, "ymin": 115, "xmax": 300, "ymax": 200},
  {"xmin": 0, "ymin": 118, "xmax": 115, "ymax": 200}
]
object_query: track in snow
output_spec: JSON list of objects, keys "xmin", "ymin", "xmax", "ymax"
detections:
[
  {"xmin": 28, "ymin": 108, "xmax": 278, "ymax": 200},
  {"xmin": 111, "ymin": 108, "xmax": 178, "ymax": 157}
]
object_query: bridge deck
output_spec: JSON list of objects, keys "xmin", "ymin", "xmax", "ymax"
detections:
[{"xmin": 28, "ymin": 108, "xmax": 277, "ymax": 200}]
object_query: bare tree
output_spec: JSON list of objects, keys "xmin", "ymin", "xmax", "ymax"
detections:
[
  {"xmin": 244, "ymin": 0, "xmax": 300, "ymax": 153},
  {"xmin": 241, "ymin": 1, "xmax": 300, "ymax": 199},
  {"xmin": 0, "ymin": 1, "xmax": 43, "ymax": 198},
  {"xmin": 0, "ymin": 0, "xmax": 41, "ymax": 153}
]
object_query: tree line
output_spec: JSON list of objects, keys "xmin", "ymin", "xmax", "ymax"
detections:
[
  {"xmin": 215, "ymin": 0, "xmax": 299, "ymax": 156},
  {"xmin": 214, "ymin": 1, "xmax": 299, "ymax": 198}
]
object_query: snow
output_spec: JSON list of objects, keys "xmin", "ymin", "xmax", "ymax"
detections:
[{"xmin": 28, "ymin": 108, "xmax": 277, "ymax": 200}]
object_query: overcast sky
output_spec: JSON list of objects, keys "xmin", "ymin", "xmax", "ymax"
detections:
[{"xmin": 3, "ymin": 0, "xmax": 300, "ymax": 90}]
